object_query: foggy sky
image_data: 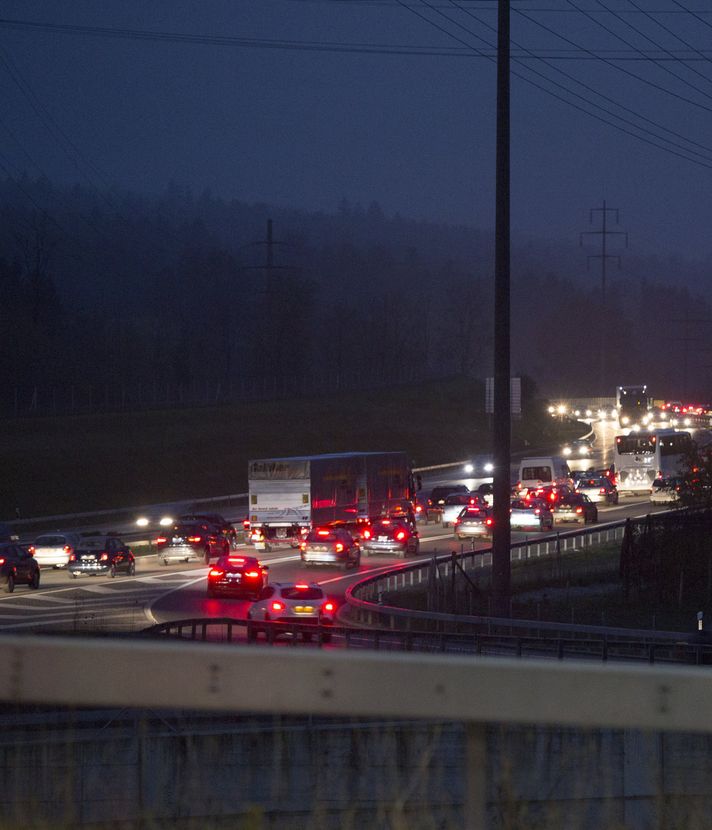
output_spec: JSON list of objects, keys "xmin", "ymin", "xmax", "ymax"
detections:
[{"xmin": 1, "ymin": 0, "xmax": 712, "ymax": 266}]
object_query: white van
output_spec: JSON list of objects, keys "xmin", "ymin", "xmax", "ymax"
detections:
[{"xmin": 517, "ymin": 456, "xmax": 572, "ymax": 491}]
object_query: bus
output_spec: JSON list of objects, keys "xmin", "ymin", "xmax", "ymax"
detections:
[
  {"xmin": 613, "ymin": 429, "xmax": 692, "ymax": 495},
  {"xmin": 616, "ymin": 385, "xmax": 652, "ymax": 425}
]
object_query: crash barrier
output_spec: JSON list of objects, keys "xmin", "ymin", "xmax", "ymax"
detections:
[
  {"xmin": 141, "ymin": 613, "xmax": 712, "ymax": 666},
  {"xmin": 346, "ymin": 519, "xmax": 628, "ymax": 630}
]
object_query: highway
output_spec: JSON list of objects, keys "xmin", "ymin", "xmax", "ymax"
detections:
[{"xmin": 0, "ymin": 412, "xmax": 693, "ymax": 636}]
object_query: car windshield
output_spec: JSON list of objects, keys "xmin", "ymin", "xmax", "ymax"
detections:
[
  {"xmin": 35, "ymin": 535, "xmax": 67, "ymax": 546},
  {"xmin": 510, "ymin": 500, "xmax": 532, "ymax": 510},
  {"xmin": 281, "ymin": 586, "xmax": 324, "ymax": 601}
]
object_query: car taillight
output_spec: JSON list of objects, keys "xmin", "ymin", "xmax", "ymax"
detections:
[
  {"xmin": 69, "ymin": 553, "xmax": 76, "ymax": 562},
  {"xmin": 323, "ymin": 601, "xmax": 335, "ymax": 613},
  {"xmin": 599, "ymin": 488, "xmax": 606, "ymax": 495},
  {"xmin": 454, "ymin": 519, "xmax": 460, "ymax": 525},
  {"xmin": 245, "ymin": 570, "xmax": 259, "ymax": 578},
  {"xmin": 28, "ymin": 546, "xmax": 35, "ymax": 555},
  {"xmin": 0, "ymin": 557, "xmax": 5, "ymax": 565},
  {"xmin": 395, "ymin": 530, "xmax": 406, "ymax": 541},
  {"xmin": 300, "ymin": 541, "xmax": 306, "ymax": 551},
  {"xmin": 485, "ymin": 518, "xmax": 493, "ymax": 526},
  {"xmin": 187, "ymin": 535, "xmax": 202, "ymax": 543},
  {"xmin": 362, "ymin": 529, "xmax": 371, "ymax": 540},
  {"xmin": 251, "ymin": 530, "xmax": 263, "ymax": 541},
  {"xmin": 99, "ymin": 553, "xmax": 109, "ymax": 561},
  {"xmin": 415, "ymin": 505, "xmax": 422, "ymax": 514},
  {"xmin": 242, "ymin": 519, "xmax": 250, "ymax": 529},
  {"xmin": 317, "ymin": 529, "xmax": 330, "ymax": 536},
  {"xmin": 534, "ymin": 509, "xmax": 540, "ymax": 515},
  {"xmin": 209, "ymin": 568, "xmax": 224, "ymax": 578},
  {"xmin": 271, "ymin": 601, "xmax": 285, "ymax": 612},
  {"xmin": 335, "ymin": 542, "xmax": 344, "ymax": 553},
  {"xmin": 576, "ymin": 507, "xmax": 583, "ymax": 513},
  {"xmin": 156, "ymin": 536, "xmax": 167, "ymax": 545}
]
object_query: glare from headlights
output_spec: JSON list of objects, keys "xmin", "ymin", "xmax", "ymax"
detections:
[
  {"xmin": 610, "ymin": 410, "xmax": 617, "ymax": 419},
  {"xmin": 579, "ymin": 446, "xmax": 590, "ymax": 455},
  {"xmin": 597, "ymin": 409, "xmax": 606, "ymax": 419},
  {"xmin": 563, "ymin": 446, "xmax": 572, "ymax": 456},
  {"xmin": 574, "ymin": 409, "xmax": 581, "ymax": 417},
  {"xmin": 136, "ymin": 517, "xmax": 149, "ymax": 528},
  {"xmin": 557, "ymin": 404, "xmax": 567, "ymax": 415},
  {"xmin": 621, "ymin": 416, "xmax": 630, "ymax": 425},
  {"xmin": 483, "ymin": 462, "xmax": 494, "ymax": 473},
  {"xmin": 548, "ymin": 405, "xmax": 555, "ymax": 414},
  {"xmin": 684, "ymin": 417, "xmax": 692, "ymax": 426},
  {"xmin": 159, "ymin": 516, "xmax": 174, "ymax": 527},
  {"xmin": 585, "ymin": 409, "xmax": 592, "ymax": 417},
  {"xmin": 631, "ymin": 424, "xmax": 641, "ymax": 432},
  {"xmin": 464, "ymin": 463, "xmax": 474, "ymax": 474},
  {"xmin": 660, "ymin": 412, "xmax": 668, "ymax": 420}
]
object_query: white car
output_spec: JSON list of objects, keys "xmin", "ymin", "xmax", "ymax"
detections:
[
  {"xmin": 29, "ymin": 532, "xmax": 82, "ymax": 568},
  {"xmin": 441, "ymin": 494, "xmax": 485, "ymax": 528},
  {"xmin": 509, "ymin": 499, "xmax": 554, "ymax": 532},
  {"xmin": 650, "ymin": 478, "xmax": 682, "ymax": 505},
  {"xmin": 247, "ymin": 582, "xmax": 336, "ymax": 643}
]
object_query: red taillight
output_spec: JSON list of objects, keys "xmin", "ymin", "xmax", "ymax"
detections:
[
  {"xmin": 323, "ymin": 601, "xmax": 335, "ymax": 613},
  {"xmin": 156, "ymin": 536, "xmax": 167, "ymax": 545},
  {"xmin": 0, "ymin": 557, "xmax": 5, "ymax": 565},
  {"xmin": 242, "ymin": 519, "xmax": 250, "ymax": 529},
  {"xmin": 534, "ymin": 509, "xmax": 540, "ymax": 515},
  {"xmin": 454, "ymin": 519, "xmax": 461, "ymax": 525},
  {"xmin": 575, "ymin": 507, "xmax": 583, "ymax": 513},
  {"xmin": 395, "ymin": 530, "xmax": 406, "ymax": 541},
  {"xmin": 187, "ymin": 535, "xmax": 202, "ymax": 543},
  {"xmin": 28, "ymin": 546, "xmax": 35, "ymax": 555},
  {"xmin": 228, "ymin": 556, "xmax": 245, "ymax": 564},
  {"xmin": 485, "ymin": 518, "xmax": 494, "ymax": 526},
  {"xmin": 335, "ymin": 542, "xmax": 344, "ymax": 553},
  {"xmin": 599, "ymin": 488, "xmax": 606, "ymax": 495},
  {"xmin": 63, "ymin": 544, "xmax": 71, "ymax": 553},
  {"xmin": 295, "ymin": 583, "xmax": 309, "ymax": 589},
  {"xmin": 299, "ymin": 541, "xmax": 306, "ymax": 551},
  {"xmin": 415, "ymin": 505, "xmax": 422, "ymax": 514},
  {"xmin": 251, "ymin": 530, "xmax": 263, "ymax": 541},
  {"xmin": 244, "ymin": 570, "xmax": 259, "ymax": 578},
  {"xmin": 362, "ymin": 529, "xmax": 371, "ymax": 540},
  {"xmin": 271, "ymin": 601, "xmax": 285, "ymax": 612},
  {"xmin": 317, "ymin": 529, "xmax": 330, "ymax": 537},
  {"xmin": 69, "ymin": 553, "xmax": 76, "ymax": 562},
  {"xmin": 209, "ymin": 568, "xmax": 224, "ymax": 578},
  {"xmin": 549, "ymin": 493, "xmax": 556, "ymax": 502},
  {"xmin": 382, "ymin": 519, "xmax": 391, "ymax": 525},
  {"xmin": 99, "ymin": 553, "xmax": 109, "ymax": 561}
]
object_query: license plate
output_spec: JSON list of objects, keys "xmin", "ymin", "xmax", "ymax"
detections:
[
  {"xmin": 172, "ymin": 537, "xmax": 183, "ymax": 544},
  {"xmin": 294, "ymin": 606, "xmax": 314, "ymax": 614},
  {"xmin": 276, "ymin": 528, "xmax": 287, "ymax": 538},
  {"xmin": 82, "ymin": 557, "xmax": 95, "ymax": 561},
  {"xmin": 227, "ymin": 574, "xmax": 241, "ymax": 581},
  {"xmin": 378, "ymin": 536, "xmax": 388, "ymax": 542}
]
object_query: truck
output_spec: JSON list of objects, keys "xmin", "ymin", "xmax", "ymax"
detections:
[
  {"xmin": 616, "ymin": 385, "xmax": 652, "ymax": 425},
  {"xmin": 248, "ymin": 452, "xmax": 416, "ymax": 550}
]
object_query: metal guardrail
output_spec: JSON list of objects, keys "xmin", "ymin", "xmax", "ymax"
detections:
[
  {"xmin": 345, "ymin": 519, "xmax": 629, "ymax": 632},
  {"xmin": 141, "ymin": 615, "xmax": 712, "ymax": 665}
]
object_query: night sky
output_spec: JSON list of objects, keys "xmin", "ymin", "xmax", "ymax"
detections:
[{"xmin": 1, "ymin": 0, "xmax": 711, "ymax": 262}]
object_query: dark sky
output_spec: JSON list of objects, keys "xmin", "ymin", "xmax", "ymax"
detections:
[{"xmin": 1, "ymin": 0, "xmax": 711, "ymax": 262}]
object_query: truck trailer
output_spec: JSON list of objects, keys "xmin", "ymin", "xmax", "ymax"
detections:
[{"xmin": 248, "ymin": 452, "xmax": 415, "ymax": 550}]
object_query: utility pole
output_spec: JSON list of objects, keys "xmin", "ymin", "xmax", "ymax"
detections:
[
  {"xmin": 491, "ymin": 0, "xmax": 511, "ymax": 620},
  {"xmin": 580, "ymin": 202, "xmax": 628, "ymax": 393}
]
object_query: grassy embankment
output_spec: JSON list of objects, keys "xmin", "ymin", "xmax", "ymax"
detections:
[{"xmin": 1, "ymin": 378, "xmax": 581, "ymax": 518}]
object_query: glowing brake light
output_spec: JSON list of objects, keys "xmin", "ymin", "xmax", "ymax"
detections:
[
  {"xmin": 534, "ymin": 509, "xmax": 540, "ymax": 515},
  {"xmin": 295, "ymin": 583, "xmax": 309, "ymax": 589},
  {"xmin": 28, "ymin": 546, "xmax": 35, "ymax": 555},
  {"xmin": 271, "ymin": 601, "xmax": 285, "ymax": 612},
  {"xmin": 156, "ymin": 536, "xmax": 167, "ymax": 545},
  {"xmin": 576, "ymin": 507, "xmax": 583, "ymax": 514},
  {"xmin": 599, "ymin": 488, "xmax": 606, "ymax": 495},
  {"xmin": 362, "ymin": 529, "xmax": 372, "ymax": 540},
  {"xmin": 0, "ymin": 557, "xmax": 5, "ymax": 565},
  {"xmin": 335, "ymin": 542, "xmax": 344, "ymax": 553},
  {"xmin": 485, "ymin": 518, "xmax": 494, "ymax": 526},
  {"xmin": 395, "ymin": 530, "xmax": 407, "ymax": 541},
  {"xmin": 323, "ymin": 601, "xmax": 335, "ymax": 613},
  {"xmin": 244, "ymin": 570, "xmax": 260, "ymax": 578},
  {"xmin": 299, "ymin": 541, "xmax": 306, "ymax": 551},
  {"xmin": 317, "ymin": 529, "xmax": 330, "ymax": 536},
  {"xmin": 62, "ymin": 544, "xmax": 71, "ymax": 554},
  {"xmin": 99, "ymin": 553, "xmax": 109, "ymax": 561},
  {"xmin": 228, "ymin": 556, "xmax": 245, "ymax": 564},
  {"xmin": 187, "ymin": 535, "xmax": 202, "ymax": 543},
  {"xmin": 209, "ymin": 568, "xmax": 224, "ymax": 578},
  {"xmin": 68, "ymin": 553, "xmax": 76, "ymax": 562}
]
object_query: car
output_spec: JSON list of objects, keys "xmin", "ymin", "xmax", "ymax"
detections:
[
  {"xmin": 179, "ymin": 513, "xmax": 238, "ymax": 549},
  {"xmin": 207, "ymin": 554, "xmax": 269, "ymax": 599},
  {"xmin": 454, "ymin": 505, "xmax": 493, "ymax": 539},
  {"xmin": 473, "ymin": 482, "xmax": 494, "ymax": 507},
  {"xmin": 522, "ymin": 484, "xmax": 573, "ymax": 507},
  {"xmin": 650, "ymin": 478, "xmax": 682, "ymax": 505},
  {"xmin": 300, "ymin": 527, "xmax": 361, "ymax": 569},
  {"xmin": 509, "ymin": 499, "xmax": 554, "ymax": 531},
  {"xmin": 562, "ymin": 438, "xmax": 593, "ymax": 459},
  {"xmin": 28, "ymin": 532, "xmax": 82, "ymax": 569},
  {"xmin": 412, "ymin": 497, "xmax": 428, "ymax": 523},
  {"xmin": 441, "ymin": 494, "xmax": 486, "ymax": 528},
  {"xmin": 67, "ymin": 536, "xmax": 135, "ymax": 578},
  {"xmin": 246, "ymin": 582, "xmax": 336, "ymax": 642},
  {"xmin": 0, "ymin": 543, "xmax": 40, "ymax": 592},
  {"xmin": 575, "ymin": 476, "xmax": 619, "ymax": 505},
  {"xmin": 156, "ymin": 521, "xmax": 229, "ymax": 565},
  {"xmin": 553, "ymin": 494, "xmax": 598, "ymax": 524},
  {"xmin": 426, "ymin": 485, "xmax": 469, "ymax": 523},
  {"xmin": 361, "ymin": 518, "xmax": 419, "ymax": 558}
]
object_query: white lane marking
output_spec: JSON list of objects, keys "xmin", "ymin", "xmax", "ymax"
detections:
[{"xmin": 145, "ymin": 573, "xmax": 208, "ymax": 625}]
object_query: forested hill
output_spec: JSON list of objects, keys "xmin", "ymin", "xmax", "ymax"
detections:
[{"xmin": 0, "ymin": 175, "xmax": 710, "ymax": 407}]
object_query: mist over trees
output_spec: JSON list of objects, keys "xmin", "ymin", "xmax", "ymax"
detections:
[{"xmin": 1, "ymin": 175, "xmax": 710, "ymax": 415}]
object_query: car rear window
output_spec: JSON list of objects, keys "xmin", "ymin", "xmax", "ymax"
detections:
[
  {"xmin": 281, "ymin": 586, "xmax": 324, "ymax": 601},
  {"xmin": 306, "ymin": 529, "xmax": 338, "ymax": 543},
  {"xmin": 445, "ymin": 495, "xmax": 470, "ymax": 505},
  {"xmin": 76, "ymin": 539, "xmax": 106, "ymax": 550},
  {"xmin": 35, "ymin": 535, "xmax": 66, "ymax": 546},
  {"xmin": 521, "ymin": 467, "xmax": 552, "ymax": 482}
]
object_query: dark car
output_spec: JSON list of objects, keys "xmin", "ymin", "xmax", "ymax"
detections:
[
  {"xmin": 179, "ymin": 513, "xmax": 238, "ymax": 549},
  {"xmin": 426, "ymin": 485, "xmax": 470, "ymax": 523},
  {"xmin": 67, "ymin": 536, "xmax": 135, "ymax": 579},
  {"xmin": 156, "ymin": 521, "xmax": 229, "ymax": 565},
  {"xmin": 207, "ymin": 554, "xmax": 269, "ymax": 599},
  {"xmin": 361, "ymin": 518, "xmax": 419, "ymax": 558},
  {"xmin": 300, "ymin": 527, "xmax": 361, "ymax": 569},
  {"xmin": 0, "ymin": 543, "xmax": 40, "ymax": 592},
  {"xmin": 553, "ymin": 494, "xmax": 598, "ymax": 524}
]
